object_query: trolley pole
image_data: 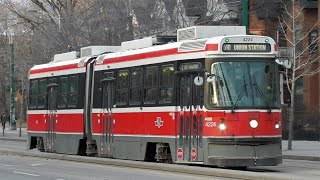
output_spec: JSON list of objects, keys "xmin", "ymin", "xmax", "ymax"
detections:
[
  {"xmin": 242, "ymin": 0, "xmax": 249, "ymax": 33},
  {"xmin": 9, "ymin": 35, "xmax": 16, "ymax": 130}
]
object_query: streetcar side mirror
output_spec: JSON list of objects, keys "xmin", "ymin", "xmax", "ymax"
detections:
[
  {"xmin": 275, "ymin": 57, "xmax": 291, "ymax": 69},
  {"xmin": 206, "ymin": 74, "xmax": 224, "ymax": 87},
  {"xmin": 207, "ymin": 75, "xmax": 215, "ymax": 82},
  {"xmin": 206, "ymin": 72, "xmax": 216, "ymax": 82}
]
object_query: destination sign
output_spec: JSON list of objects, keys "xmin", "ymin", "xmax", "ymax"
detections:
[{"xmin": 222, "ymin": 43, "xmax": 271, "ymax": 52}]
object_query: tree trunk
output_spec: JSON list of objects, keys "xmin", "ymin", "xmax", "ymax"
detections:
[
  {"xmin": 288, "ymin": 76, "xmax": 296, "ymax": 150},
  {"xmin": 0, "ymin": 80, "xmax": 7, "ymax": 113}
]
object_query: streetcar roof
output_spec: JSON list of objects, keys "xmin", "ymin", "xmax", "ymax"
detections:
[
  {"xmin": 29, "ymin": 34, "xmax": 277, "ymax": 79},
  {"xmin": 29, "ymin": 56, "xmax": 94, "ymax": 79},
  {"xmin": 96, "ymin": 35, "xmax": 277, "ymax": 66}
]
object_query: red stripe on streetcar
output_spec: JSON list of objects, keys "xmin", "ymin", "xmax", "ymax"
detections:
[
  {"xmin": 103, "ymin": 48, "xmax": 179, "ymax": 64},
  {"xmin": 30, "ymin": 63, "xmax": 79, "ymax": 74}
]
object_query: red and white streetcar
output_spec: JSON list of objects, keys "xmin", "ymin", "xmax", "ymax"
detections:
[{"xmin": 28, "ymin": 26, "xmax": 282, "ymax": 167}]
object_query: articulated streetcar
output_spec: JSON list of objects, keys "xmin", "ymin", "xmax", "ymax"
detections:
[{"xmin": 28, "ymin": 26, "xmax": 282, "ymax": 167}]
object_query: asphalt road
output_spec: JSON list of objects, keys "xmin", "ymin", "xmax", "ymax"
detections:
[
  {"xmin": 0, "ymin": 154, "xmax": 232, "ymax": 180},
  {"xmin": 1, "ymin": 140, "xmax": 320, "ymax": 179}
]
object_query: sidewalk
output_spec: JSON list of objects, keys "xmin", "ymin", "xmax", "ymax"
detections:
[
  {"xmin": 282, "ymin": 141, "xmax": 320, "ymax": 161},
  {"xmin": 1, "ymin": 128, "xmax": 320, "ymax": 162},
  {"xmin": 0, "ymin": 127, "xmax": 27, "ymax": 142}
]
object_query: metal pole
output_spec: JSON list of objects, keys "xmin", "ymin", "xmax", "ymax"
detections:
[
  {"xmin": 242, "ymin": 0, "xmax": 249, "ymax": 33},
  {"xmin": 9, "ymin": 35, "xmax": 16, "ymax": 130}
]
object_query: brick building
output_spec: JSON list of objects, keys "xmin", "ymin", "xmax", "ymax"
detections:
[{"xmin": 248, "ymin": 0, "xmax": 320, "ymax": 139}]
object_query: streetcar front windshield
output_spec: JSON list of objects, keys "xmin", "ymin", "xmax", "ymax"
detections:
[{"xmin": 208, "ymin": 60, "xmax": 280, "ymax": 109}]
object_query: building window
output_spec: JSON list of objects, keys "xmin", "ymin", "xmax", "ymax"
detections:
[
  {"xmin": 309, "ymin": 30, "xmax": 318, "ymax": 54},
  {"xmin": 295, "ymin": 78, "xmax": 304, "ymax": 111},
  {"xmin": 295, "ymin": 23, "xmax": 303, "ymax": 55}
]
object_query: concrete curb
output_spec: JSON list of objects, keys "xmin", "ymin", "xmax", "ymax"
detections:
[
  {"xmin": 283, "ymin": 155, "xmax": 320, "ymax": 162},
  {"xmin": 0, "ymin": 137, "xmax": 27, "ymax": 142},
  {"xmin": 0, "ymin": 149, "xmax": 298, "ymax": 180},
  {"xmin": 1, "ymin": 137, "xmax": 320, "ymax": 163}
]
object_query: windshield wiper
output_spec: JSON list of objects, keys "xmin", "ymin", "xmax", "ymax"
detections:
[
  {"xmin": 231, "ymin": 83, "xmax": 247, "ymax": 113},
  {"xmin": 253, "ymin": 82, "xmax": 271, "ymax": 113}
]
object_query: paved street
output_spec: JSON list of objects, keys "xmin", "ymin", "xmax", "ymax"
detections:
[
  {"xmin": 1, "ymin": 128, "xmax": 320, "ymax": 179},
  {"xmin": 0, "ymin": 154, "xmax": 232, "ymax": 180}
]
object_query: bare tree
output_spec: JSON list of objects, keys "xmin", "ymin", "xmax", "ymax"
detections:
[{"xmin": 278, "ymin": 0, "xmax": 320, "ymax": 150}]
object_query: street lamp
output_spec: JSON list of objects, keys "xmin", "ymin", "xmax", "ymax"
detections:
[{"xmin": 9, "ymin": 34, "xmax": 16, "ymax": 130}]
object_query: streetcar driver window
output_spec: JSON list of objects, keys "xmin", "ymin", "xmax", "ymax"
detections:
[
  {"xmin": 208, "ymin": 61, "xmax": 280, "ymax": 109},
  {"xmin": 58, "ymin": 77, "xmax": 68, "ymax": 108},
  {"xmin": 29, "ymin": 80, "xmax": 38, "ymax": 109},
  {"xmin": 159, "ymin": 64, "xmax": 174, "ymax": 104},
  {"xmin": 144, "ymin": 66, "xmax": 158, "ymax": 104}
]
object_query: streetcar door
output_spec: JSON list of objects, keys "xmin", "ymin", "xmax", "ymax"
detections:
[
  {"xmin": 176, "ymin": 68, "xmax": 204, "ymax": 162},
  {"xmin": 46, "ymin": 83, "xmax": 58, "ymax": 152},
  {"xmin": 100, "ymin": 77, "xmax": 115, "ymax": 157}
]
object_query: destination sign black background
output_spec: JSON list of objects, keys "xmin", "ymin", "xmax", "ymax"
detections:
[{"xmin": 222, "ymin": 43, "xmax": 271, "ymax": 52}]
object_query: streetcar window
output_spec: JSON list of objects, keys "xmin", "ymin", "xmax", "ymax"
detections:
[
  {"xmin": 130, "ymin": 68, "xmax": 142, "ymax": 105},
  {"xmin": 38, "ymin": 79, "xmax": 47, "ymax": 109},
  {"xmin": 144, "ymin": 66, "xmax": 158, "ymax": 104},
  {"xmin": 159, "ymin": 64, "xmax": 174, "ymax": 104},
  {"xmin": 29, "ymin": 80, "xmax": 38, "ymax": 108},
  {"xmin": 68, "ymin": 75, "xmax": 78, "ymax": 107},
  {"xmin": 116, "ymin": 70, "xmax": 129, "ymax": 105},
  {"xmin": 208, "ymin": 61, "xmax": 280, "ymax": 108},
  {"xmin": 58, "ymin": 77, "xmax": 68, "ymax": 108}
]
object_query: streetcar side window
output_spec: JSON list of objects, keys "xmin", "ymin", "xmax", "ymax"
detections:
[
  {"xmin": 93, "ymin": 71, "xmax": 103, "ymax": 108},
  {"xmin": 144, "ymin": 66, "xmax": 158, "ymax": 104},
  {"xmin": 68, "ymin": 75, "xmax": 78, "ymax": 107},
  {"xmin": 130, "ymin": 68, "xmax": 142, "ymax": 105},
  {"xmin": 29, "ymin": 80, "xmax": 38, "ymax": 109},
  {"xmin": 116, "ymin": 70, "xmax": 129, "ymax": 105},
  {"xmin": 58, "ymin": 77, "xmax": 68, "ymax": 108},
  {"xmin": 38, "ymin": 79, "xmax": 47, "ymax": 109},
  {"xmin": 159, "ymin": 64, "xmax": 174, "ymax": 104}
]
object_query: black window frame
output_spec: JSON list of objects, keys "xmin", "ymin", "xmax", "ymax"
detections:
[
  {"xmin": 68, "ymin": 75, "xmax": 79, "ymax": 108},
  {"xmin": 37, "ymin": 79, "xmax": 47, "ymax": 109},
  {"xmin": 159, "ymin": 64, "xmax": 175, "ymax": 104},
  {"xmin": 116, "ymin": 69, "xmax": 129, "ymax": 106},
  {"xmin": 58, "ymin": 76, "xmax": 68, "ymax": 109},
  {"xmin": 143, "ymin": 66, "xmax": 159, "ymax": 105},
  {"xmin": 29, "ymin": 80, "xmax": 39, "ymax": 109},
  {"xmin": 129, "ymin": 67, "xmax": 143, "ymax": 106}
]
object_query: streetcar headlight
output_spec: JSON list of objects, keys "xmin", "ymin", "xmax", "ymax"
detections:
[
  {"xmin": 249, "ymin": 120, "xmax": 258, "ymax": 129},
  {"xmin": 275, "ymin": 123, "xmax": 280, "ymax": 129},
  {"xmin": 219, "ymin": 120, "xmax": 226, "ymax": 130}
]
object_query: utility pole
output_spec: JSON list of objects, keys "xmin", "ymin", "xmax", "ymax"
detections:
[
  {"xmin": 9, "ymin": 35, "xmax": 16, "ymax": 130},
  {"xmin": 242, "ymin": 0, "xmax": 249, "ymax": 33}
]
